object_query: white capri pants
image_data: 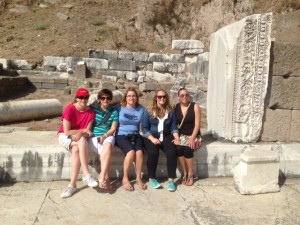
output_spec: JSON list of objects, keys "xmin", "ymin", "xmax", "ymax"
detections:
[{"xmin": 88, "ymin": 136, "xmax": 115, "ymax": 155}]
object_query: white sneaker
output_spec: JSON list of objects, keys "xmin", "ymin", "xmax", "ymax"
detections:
[
  {"xmin": 82, "ymin": 174, "xmax": 98, "ymax": 187},
  {"xmin": 60, "ymin": 184, "xmax": 76, "ymax": 198}
]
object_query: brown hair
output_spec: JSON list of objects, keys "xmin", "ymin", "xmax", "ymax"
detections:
[
  {"xmin": 149, "ymin": 89, "xmax": 173, "ymax": 118},
  {"xmin": 97, "ymin": 89, "xmax": 113, "ymax": 100},
  {"xmin": 177, "ymin": 87, "xmax": 188, "ymax": 96},
  {"xmin": 120, "ymin": 88, "xmax": 140, "ymax": 107}
]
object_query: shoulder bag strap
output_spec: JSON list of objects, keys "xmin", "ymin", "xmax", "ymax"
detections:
[
  {"xmin": 95, "ymin": 109, "xmax": 113, "ymax": 127},
  {"xmin": 178, "ymin": 102, "xmax": 191, "ymax": 129}
]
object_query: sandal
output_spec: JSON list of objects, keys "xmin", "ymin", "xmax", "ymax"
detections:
[
  {"xmin": 98, "ymin": 178, "xmax": 108, "ymax": 190},
  {"xmin": 122, "ymin": 180, "xmax": 134, "ymax": 192},
  {"xmin": 136, "ymin": 180, "xmax": 147, "ymax": 190},
  {"xmin": 186, "ymin": 176, "xmax": 194, "ymax": 186},
  {"xmin": 105, "ymin": 179, "xmax": 112, "ymax": 191},
  {"xmin": 181, "ymin": 174, "xmax": 187, "ymax": 185}
]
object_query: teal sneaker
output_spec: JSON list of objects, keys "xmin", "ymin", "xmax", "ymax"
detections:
[
  {"xmin": 167, "ymin": 180, "xmax": 176, "ymax": 192},
  {"xmin": 149, "ymin": 179, "xmax": 161, "ymax": 189}
]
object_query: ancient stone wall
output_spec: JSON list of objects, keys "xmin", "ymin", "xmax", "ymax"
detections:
[
  {"xmin": 261, "ymin": 11, "xmax": 300, "ymax": 142},
  {"xmin": 0, "ymin": 41, "xmax": 209, "ymax": 108}
]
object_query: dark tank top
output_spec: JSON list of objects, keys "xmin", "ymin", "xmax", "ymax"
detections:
[{"xmin": 175, "ymin": 102, "xmax": 200, "ymax": 136}]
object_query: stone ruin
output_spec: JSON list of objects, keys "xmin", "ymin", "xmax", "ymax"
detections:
[{"xmin": 0, "ymin": 12, "xmax": 299, "ymax": 189}]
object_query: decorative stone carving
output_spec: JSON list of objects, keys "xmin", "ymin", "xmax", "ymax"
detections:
[{"xmin": 207, "ymin": 13, "xmax": 272, "ymax": 143}]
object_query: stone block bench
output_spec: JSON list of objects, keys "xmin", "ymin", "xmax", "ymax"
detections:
[{"xmin": 0, "ymin": 130, "xmax": 299, "ymax": 182}]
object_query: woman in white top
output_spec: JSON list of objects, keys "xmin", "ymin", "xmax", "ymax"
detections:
[{"xmin": 142, "ymin": 89, "xmax": 180, "ymax": 192}]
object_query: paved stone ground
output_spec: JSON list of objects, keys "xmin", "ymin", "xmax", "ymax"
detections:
[{"xmin": 0, "ymin": 177, "xmax": 299, "ymax": 225}]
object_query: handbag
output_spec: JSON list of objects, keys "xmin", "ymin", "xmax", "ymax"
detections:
[{"xmin": 179, "ymin": 134, "xmax": 202, "ymax": 150}]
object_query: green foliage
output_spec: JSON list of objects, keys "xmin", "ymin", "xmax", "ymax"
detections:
[
  {"xmin": 94, "ymin": 36, "xmax": 104, "ymax": 42},
  {"xmin": 35, "ymin": 24, "xmax": 47, "ymax": 30},
  {"xmin": 91, "ymin": 20, "xmax": 105, "ymax": 26},
  {"xmin": 156, "ymin": 41, "xmax": 165, "ymax": 49},
  {"xmin": 6, "ymin": 24, "xmax": 14, "ymax": 29}
]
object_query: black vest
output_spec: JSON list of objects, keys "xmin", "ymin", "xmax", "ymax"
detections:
[{"xmin": 175, "ymin": 102, "xmax": 200, "ymax": 136}]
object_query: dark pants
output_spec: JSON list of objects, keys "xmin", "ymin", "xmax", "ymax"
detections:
[{"xmin": 143, "ymin": 135, "xmax": 177, "ymax": 179}]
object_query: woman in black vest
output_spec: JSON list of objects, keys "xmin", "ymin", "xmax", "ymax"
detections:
[{"xmin": 175, "ymin": 88, "xmax": 202, "ymax": 186}]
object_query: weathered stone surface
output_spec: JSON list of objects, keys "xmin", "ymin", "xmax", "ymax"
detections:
[
  {"xmin": 88, "ymin": 49, "xmax": 104, "ymax": 58},
  {"xmin": 182, "ymin": 49, "xmax": 204, "ymax": 55},
  {"xmin": 170, "ymin": 54, "xmax": 185, "ymax": 63},
  {"xmin": 290, "ymin": 110, "xmax": 300, "ymax": 142},
  {"xmin": 125, "ymin": 72, "xmax": 138, "ymax": 81},
  {"xmin": 272, "ymin": 10, "xmax": 300, "ymax": 43},
  {"xmin": 0, "ymin": 99, "xmax": 63, "ymax": 123},
  {"xmin": 146, "ymin": 71, "xmax": 175, "ymax": 82},
  {"xmin": 185, "ymin": 52, "xmax": 209, "ymax": 83},
  {"xmin": 102, "ymin": 75, "xmax": 117, "ymax": 82},
  {"xmin": 103, "ymin": 50, "xmax": 118, "ymax": 60},
  {"xmin": 56, "ymin": 12, "xmax": 69, "ymax": 20},
  {"xmin": 42, "ymin": 83, "xmax": 66, "ymax": 89},
  {"xmin": 267, "ymin": 76, "xmax": 300, "ymax": 110},
  {"xmin": 132, "ymin": 52, "xmax": 149, "ymax": 62},
  {"xmin": 207, "ymin": 13, "xmax": 272, "ymax": 143},
  {"xmin": 153, "ymin": 62, "xmax": 185, "ymax": 73},
  {"xmin": 148, "ymin": 53, "xmax": 170, "ymax": 62},
  {"xmin": 118, "ymin": 51, "xmax": 133, "ymax": 60},
  {"xmin": 43, "ymin": 56, "xmax": 83, "ymax": 70},
  {"xmin": 0, "ymin": 59, "xmax": 34, "ymax": 70},
  {"xmin": 172, "ymin": 40, "xmax": 204, "ymax": 50},
  {"xmin": 232, "ymin": 149, "xmax": 280, "ymax": 195},
  {"xmin": 74, "ymin": 64, "xmax": 86, "ymax": 79},
  {"xmin": 260, "ymin": 109, "xmax": 291, "ymax": 142},
  {"xmin": 108, "ymin": 59, "xmax": 135, "ymax": 71},
  {"xmin": 272, "ymin": 42, "xmax": 300, "ymax": 77},
  {"xmin": 83, "ymin": 58, "xmax": 108, "ymax": 70}
]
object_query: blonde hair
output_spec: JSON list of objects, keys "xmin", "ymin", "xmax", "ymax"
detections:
[
  {"xmin": 120, "ymin": 88, "xmax": 140, "ymax": 107},
  {"xmin": 149, "ymin": 89, "xmax": 173, "ymax": 118}
]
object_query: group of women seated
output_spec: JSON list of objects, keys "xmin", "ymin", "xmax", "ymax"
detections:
[{"xmin": 57, "ymin": 87, "xmax": 202, "ymax": 198}]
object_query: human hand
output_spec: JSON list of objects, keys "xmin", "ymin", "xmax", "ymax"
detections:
[
  {"xmin": 172, "ymin": 139, "xmax": 181, "ymax": 145},
  {"xmin": 150, "ymin": 137, "xmax": 161, "ymax": 145},
  {"xmin": 71, "ymin": 132, "xmax": 83, "ymax": 141},
  {"xmin": 97, "ymin": 136, "xmax": 105, "ymax": 144},
  {"xmin": 188, "ymin": 137, "xmax": 196, "ymax": 149}
]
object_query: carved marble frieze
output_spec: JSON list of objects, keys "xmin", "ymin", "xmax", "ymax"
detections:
[{"xmin": 207, "ymin": 13, "xmax": 272, "ymax": 143}]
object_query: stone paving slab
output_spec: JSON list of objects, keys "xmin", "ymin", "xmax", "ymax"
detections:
[{"xmin": 0, "ymin": 178, "xmax": 299, "ymax": 225}]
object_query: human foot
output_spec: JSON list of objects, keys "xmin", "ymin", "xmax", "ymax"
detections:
[
  {"xmin": 122, "ymin": 180, "xmax": 134, "ymax": 191},
  {"xmin": 186, "ymin": 175, "xmax": 194, "ymax": 186},
  {"xmin": 136, "ymin": 180, "xmax": 147, "ymax": 190},
  {"xmin": 181, "ymin": 174, "xmax": 187, "ymax": 185}
]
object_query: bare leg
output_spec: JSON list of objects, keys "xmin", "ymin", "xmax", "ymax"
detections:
[
  {"xmin": 122, "ymin": 150, "xmax": 135, "ymax": 191},
  {"xmin": 99, "ymin": 142, "xmax": 112, "ymax": 180},
  {"xmin": 135, "ymin": 150, "xmax": 146, "ymax": 189},
  {"xmin": 70, "ymin": 145, "xmax": 80, "ymax": 188},
  {"xmin": 178, "ymin": 156, "xmax": 187, "ymax": 184},
  {"xmin": 98, "ymin": 142, "xmax": 112, "ymax": 189},
  {"xmin": 186, "ymin": 157, "xmax": 194, "ymax": 186},
  {"xmin": 77, "ymin": 137, "xmax": 90, "ymax": 177}
]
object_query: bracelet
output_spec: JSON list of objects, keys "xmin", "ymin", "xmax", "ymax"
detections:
[{"xmin": 104, "ymin": 133, "xmax": 108, "ymax": 138}]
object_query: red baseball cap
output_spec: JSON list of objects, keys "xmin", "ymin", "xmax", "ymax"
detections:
[{"xmin": 76, "ymin": 88, "xmax": 90, "ymax": 97}]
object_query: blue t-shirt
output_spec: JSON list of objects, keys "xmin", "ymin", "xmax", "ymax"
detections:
[{"xmin": 115, "ymin": 104, "xmax": 146, "ymax": 135}]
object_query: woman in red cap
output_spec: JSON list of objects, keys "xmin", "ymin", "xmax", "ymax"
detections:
[{"xmin": 58, "ymin": 88, "xmax": 98, "ymax": 198}]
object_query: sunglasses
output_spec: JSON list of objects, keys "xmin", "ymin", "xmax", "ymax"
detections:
[
  {"xmin": 99, "ymin": 96, "xmax": 112, "ymax": 101},
  {"xmin": 179, "ymin": 94, "xmax": 189, "ymax": 98},
  {"xmin": 156, "ymin": 95, "xmax": 167, "ymax": 99},
  {"xmin": 77, "ymin": 96, "xmax": 89, "ymax": 100}
]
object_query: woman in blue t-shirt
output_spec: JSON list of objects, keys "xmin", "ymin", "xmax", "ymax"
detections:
[{"xmin": 115, "ymin": 88, "xmax": 147, "ymax": 191}]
